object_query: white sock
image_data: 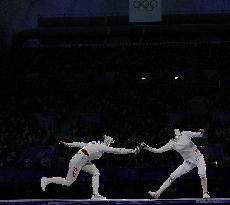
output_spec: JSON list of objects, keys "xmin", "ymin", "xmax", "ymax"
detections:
[
  {"xmin": 157, "ymin": 177, "xmax": 173, "ymax": 195},
  {"xmin": 201, "ymin": 177, "xmax": 208, "ymax": 193},
  {"xmin": 92, "ymin": 174, "xmax": 99, "ymax": 195}
]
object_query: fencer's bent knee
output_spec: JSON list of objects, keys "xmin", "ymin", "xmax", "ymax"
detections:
[
  {"xmin": 198, "ymin": 169, "xmax": 206, "ymax": 179},
  {"xmin": 199, "ymin": 174, "xmax": 207, "ymax": 180},
  {"xmin": 169, "ymin": 174, "xmax": 176, "ymax": 182},
  {"xmin": 65, "ymin": 180, "xmax": 73, "ymax": 186},
  {"xmin": 93, "ymin": 172, "xmax": 100, "ymax": 177},
  {"xmin": 164, "ymin": 176, "xmax": 175, "ymax": 186},
  {"xmin": 92, "ymin": 168, "xmax": 100, "ymax": 176}
]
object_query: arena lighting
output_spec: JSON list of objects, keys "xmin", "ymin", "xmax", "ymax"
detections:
[{"xmin": 174, "ymin": 76, "xmax": 179, "ymax": 80}]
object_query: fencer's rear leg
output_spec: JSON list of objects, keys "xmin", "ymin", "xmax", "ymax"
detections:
[
  {"xmin": 149, "ymin": 161, "xmax": 194, "ymax": 198},
  {"xmin": 41, "ymin": 157, "xmax": 81, "ymax": 191}
]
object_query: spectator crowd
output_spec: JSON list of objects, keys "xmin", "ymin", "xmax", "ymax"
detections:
[{"xmin": 1, "ymin": 44, "xmax": 230, "ymax": 170}]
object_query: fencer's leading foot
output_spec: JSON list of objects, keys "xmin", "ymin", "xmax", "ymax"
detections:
[
  {"xmin": 41, "ymin": 177, "xmax": 48, "ymax": 191},
  {"xmin": 203, "ymin": 192, "xmax": 210, "ymax": 199},
  {"xmin": 148, "ymin": 191, "xmax": 160, "ymax": 199},
  {"xmin": 91, "ymin": 194, "xmax": 106, "ymax": 200}
]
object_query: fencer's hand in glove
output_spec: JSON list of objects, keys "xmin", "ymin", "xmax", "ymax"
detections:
[
  {"xmin": 199, "ymin": 129, "xmax": 205, "ymax": 134},
  {"xmin": 134, "ymin": 146, "xmax": 141, "ymax": 154},
  {"xmin": 140, "ymin": 142, "xmax": 147, "ymax": 149},
  {"xmin": 59, "ymin": 141, "xmax": 66, "ymax": 145}
]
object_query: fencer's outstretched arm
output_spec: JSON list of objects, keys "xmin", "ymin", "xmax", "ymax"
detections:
[
  {"xmin": 103, "ymin": 146, "xmax": 140, "ymax": 154},
  {"xmin": 60, "ymin": 141, "xmax": 87, "ymax": 148},
  {"xmin": 141, "ymin": 140, "xmax": 173, "ymax": 153},
  {"xmin": 185, "ymin": 129, "xmax": 204, "ymax": 138}
]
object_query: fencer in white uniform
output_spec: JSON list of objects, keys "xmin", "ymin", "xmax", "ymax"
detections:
[
  {"xmin": 141, "ymin": 129, "xmax": 210, "ymax": 199},
  {"xmin": 41, "ymin": 135, "xmax": 140, "ymax": 199}
]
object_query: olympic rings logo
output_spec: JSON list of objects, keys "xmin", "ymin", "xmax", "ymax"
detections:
[{"xmin": 133, "ymin": 0, "xmax": 158, "ymax": 11}]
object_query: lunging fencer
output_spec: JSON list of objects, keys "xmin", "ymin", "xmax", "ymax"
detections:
[
  {"xmin": 41, "ymin": 135, "xmax": 140, "ymax": 199},
  {"xmin": 141, "ymin": 129, "xmax": 210, "ymax": 199}
]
